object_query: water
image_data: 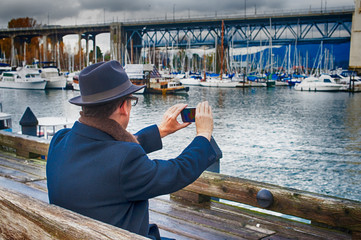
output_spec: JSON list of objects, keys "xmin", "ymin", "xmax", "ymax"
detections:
[{"xmin": 1, "ymin": 86, "xmax": 360, "ymax": 201}]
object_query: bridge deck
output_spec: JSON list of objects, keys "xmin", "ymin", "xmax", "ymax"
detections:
[{"xmin": 0, "ymin": 150, "xmax": 352, "ymax": 239}]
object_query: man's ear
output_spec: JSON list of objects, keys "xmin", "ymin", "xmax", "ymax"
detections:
[{"xmin": 119, "ymin": 100, "xmax": 130, "ymax": 116}]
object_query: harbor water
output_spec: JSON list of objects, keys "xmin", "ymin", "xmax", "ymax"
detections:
[{"xmin": 0, "ymin": 86, "xmax": 360, "ymax": 202}]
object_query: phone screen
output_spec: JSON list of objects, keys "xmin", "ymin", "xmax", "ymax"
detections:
[{"xmin": 181, "ymin": 108, "xmax": 196, "ymax": 122}]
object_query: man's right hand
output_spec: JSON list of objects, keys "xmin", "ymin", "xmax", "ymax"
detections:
[{"xmin": 195, "ymin": 101, "xmax": 213, "ymax": 141}]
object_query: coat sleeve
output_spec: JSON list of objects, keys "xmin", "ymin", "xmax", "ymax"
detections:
[
  {"xmin": 134, "ymin": 124, "xmax": 162, "ymax": 154},
  {"xmin": 119, "ymin": 136, "xmax": 217, "ymax": 201}
]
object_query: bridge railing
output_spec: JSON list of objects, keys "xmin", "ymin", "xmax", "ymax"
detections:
[{"xmin": 0, "ymin": 6, "xmax": 355, "ymax": 30}]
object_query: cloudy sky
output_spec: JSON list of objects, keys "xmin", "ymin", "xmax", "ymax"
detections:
[
  {"xmin": 0, "ymin": 0, "xmax": 355, "ymax": 53},
  {"xmin": 0, "ymin": 0, "xmax": 355, "ymax": 27}
]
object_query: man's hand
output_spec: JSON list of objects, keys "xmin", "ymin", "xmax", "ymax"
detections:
[
  {"xmin": 195, "ymin": 101, "xmax": 213, "ymax": 141},
  {"xmin": 158, "ymin": 104, "xmax": 191, "ymax": 138}
]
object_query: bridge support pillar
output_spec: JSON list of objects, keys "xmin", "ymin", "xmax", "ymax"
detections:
[
  {"xmin": 10, "ymin": 36, "xmax": 15, "ymax": 66},
  {"xmin": 85, "ymin": 34, "xmax": 89, "ymax": 67},
  {"xmin": 93, "ymin": 35, "xmax": 97, "ymax": 63},
  {"xmin": 349, "ymin": 0, "xmax": 361, "ymax": 74},
  {"xmin": 42, "ymin": 35, "xmax": 48, "ymax": 62},
  {"xmin": 110, "ymin": 23, "xmax": 125, "ymax": 65},
  {"xmin": 78, "ymin": 33, "xmax": 82, "ymax": 70}
]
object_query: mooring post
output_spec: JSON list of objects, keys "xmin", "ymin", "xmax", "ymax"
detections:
[{"xmin": 19, "ymin": 107, "xmax": 38, "ymax": 137}]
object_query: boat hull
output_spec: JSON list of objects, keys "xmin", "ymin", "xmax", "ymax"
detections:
[
  {"xmin": 134, "ymin": 87, "xmax": 145, "ymax": 94},
  {"xmin": 200, "ymin": 80, "xmax": 238, "ymax": 88},
  {"xmin": 45, "ymin": 77, "xmax": 67, "ymax": 89},
  {"xmin": 0, "ymin": 81, "xmax": 47, "ymax": 90},
  {"xmin": 180, "ymin": 78, "xmax": 201, "ymax": 86},
  {"xmin": 72, "ymin": 83, "xmax": 80, "ymax": 91},
  {"xmin": 340, "ymin": 84, "xmax": 361, "ymax": 92},
  {"xmin": 294, "ymin": 84, "xmax": 342, "ymax": 91},
  {"xmin": 145, "ymin": 86, "xmax": 189, "ymax": 94}
]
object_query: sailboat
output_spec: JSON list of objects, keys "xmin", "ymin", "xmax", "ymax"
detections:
[{"xmin": 200, "ymin": 20, "xmax": 238, "ymax": 88}]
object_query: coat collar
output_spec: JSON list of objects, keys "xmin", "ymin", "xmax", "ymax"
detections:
[{"xmin": 72, "ymin": 120, "xmax": 138, "ymax": 143}]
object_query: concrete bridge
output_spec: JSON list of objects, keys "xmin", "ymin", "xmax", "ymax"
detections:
[{"xmin": 0, "ymin": 5, "xmax": 359, "ymax": 72}]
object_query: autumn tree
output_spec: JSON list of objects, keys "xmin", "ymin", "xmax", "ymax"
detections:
[
  {"xmin": 0, "ymin": 17, "xmax": 41, "ymax": 65},
  {"xmin": 8, "ymin": 17, "xmax": 39, "ymax": 28},
  {"xmin": 89, "ymin": 46, "xmax": 103, "ymax": 63}
]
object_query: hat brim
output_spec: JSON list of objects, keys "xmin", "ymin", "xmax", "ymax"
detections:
[{"xmin": 69, "ymin": 84, "xmax": 145, "ymax": 106}]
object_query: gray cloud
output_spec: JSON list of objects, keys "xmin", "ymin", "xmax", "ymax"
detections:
[
  {"xmin": 0, "ymin": 0, "xmax": 355, "ymax": 27},
  {"xmin": 0, "ymin": 0, "xmax": 79, "ymax": 26}
]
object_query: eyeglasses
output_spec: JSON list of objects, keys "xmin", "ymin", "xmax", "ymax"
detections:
[
  {"xmin": 119, "ymin": 96, "xmax": 138, "ymax": 109},
  {"xmin": 127, "ymin": 96, "xmax": 138, "ymax": 107}
]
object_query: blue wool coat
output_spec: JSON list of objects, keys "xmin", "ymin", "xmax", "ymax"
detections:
[{"xmin": 46, "ymin": 121, "xmax": 217, "ymax": 237}]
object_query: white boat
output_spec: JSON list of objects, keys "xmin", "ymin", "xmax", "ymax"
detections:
[
  {"xmin": 72, "ymin": 75, "xmax": 80, "ymax": 91},
  {"xmin": 275, "ymin": 81, "xmax": 289, "ymax": 86},
  {"xmin": 0, "ymin": 63, "xmax": 11, "ymax": 75},
  {"xmin": 294, "ymin": 75, "xmax": 343, "ymax": 92},
  {"xmin": 40, "ymin": 67, "xmax": 67, "ymax": 89},
  {"xmin": 0, "ymin": 68, "xmax": 47, "ymax": 90},
  {"xmin": 180, "ymin": 76, "xmax": 202, "ymax": 86},
  {"xmin": 200, "ymin": 78, "xmax": 238, "ymax": 88},
  {"xmin": 339, "ymin": 76, "xmax": 361, "ymax": 92}
]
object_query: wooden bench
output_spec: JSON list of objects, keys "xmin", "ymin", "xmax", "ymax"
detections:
[{"xmin": 0, "ymin": 131, "xmax": 360, "ymax": 239}]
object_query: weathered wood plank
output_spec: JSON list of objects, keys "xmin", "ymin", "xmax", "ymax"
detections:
[
  {"xmin": 211, "ymin": 200, "xmax": 351, "ymax": 240},
  {"xmin": 0, "ymin": 176, "xmax": 49, "ymax": 203},
  {"xmin": 150, "ymin": 209, "xmax": 250, "ymax": 240},
  {"xmin": 0, "ymin": 186, "xmax": 147, "ymax": 240},
  {"xmin": 0, "ymin": 131, "xmax": 49, "ymax": 157},
  {"xmin": 152, "ymin": 195, "xmax": 351, "ymax": 240},
  {"xmin": 181, "ymin": 171, "xmax": 361, "ymax": 232},
  {"xmin": 0, "ymin": 151, "xmax": 46, "ymax": 177},
  {"xmin": 150, "ymin": 196, "xmax": 271, "ymax": 239}
]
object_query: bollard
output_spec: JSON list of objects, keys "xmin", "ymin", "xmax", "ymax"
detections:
[
  {"xmin": 19, "ymin": 107, "xmax": 38, "ymax": 136},
  {"xmin": 257, "ymin": 189, "xmax": 274, "ymax": 208}
]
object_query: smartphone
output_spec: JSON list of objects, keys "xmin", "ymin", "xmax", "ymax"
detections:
[{"xmin": 181, "ymin": 108, "xmax": 196, "ymax": 122}]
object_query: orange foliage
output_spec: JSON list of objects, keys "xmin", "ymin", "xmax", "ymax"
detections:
[
  {"xmin": 8, "ymin": 17, "xmax": 39, "ymax": 28},
  {"xmin": 0, "ymin": 17, "xmax": 42, "ymax": 65}
]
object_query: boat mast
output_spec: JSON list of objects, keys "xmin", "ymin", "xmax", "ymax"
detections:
[
  {"xmin": 269, "ymin": 17, "xmax": 272, "ymax": 74},
  {"xmin": 220, "ymin": 20, "xmax": 224, "ymax": 80},
  {"xmin": 203, "ymin": 47, "xmax": 206, "ymax": 81},
  {"xmin": 288, "ymin": 44, "xmax": 291, "ymax": 75}
]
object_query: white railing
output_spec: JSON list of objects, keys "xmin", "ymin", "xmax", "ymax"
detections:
[{"xmin": 0, "ymin": 6, "xmax": 354, "ymax": 31}]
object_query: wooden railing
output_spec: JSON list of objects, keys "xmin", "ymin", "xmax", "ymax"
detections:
[
  {"xmin": 0, "ymin": 131, "xmax": 360, "ymax": 239},
  {"xmin": 0, "ymin": 131, "xmax": 49, "ymax": 158},
  {"xmin": 0, "ymin": 186, "xmax": 147, "ymax": 239},
  {"xmin": 172, "ymin": 172, "xmax": 361, "ymax": 238}
]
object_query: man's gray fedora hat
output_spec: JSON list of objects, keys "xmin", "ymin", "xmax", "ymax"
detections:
[{"xmin": 69, "ymin": 60, "xmax": 145, "ymax": 106}]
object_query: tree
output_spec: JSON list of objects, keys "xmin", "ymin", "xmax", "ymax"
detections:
[
  {"xmin": 8, "ymin": 17, "xmax": 39, "ymax": 28},
  {"xmin": 89, "ymin": 46, "xmax": 103, "ymax": 62},
  {"xmin": 0, "ymin": 17, "xmax": 41, "ymax": 65}
]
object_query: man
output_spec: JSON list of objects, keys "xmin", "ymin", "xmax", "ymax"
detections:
[{"xmin": 46, "ymin": 60, "xmax": 218, "ymax": 239}]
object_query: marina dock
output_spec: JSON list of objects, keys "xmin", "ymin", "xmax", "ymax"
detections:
[{"xmin": 0, "ymin": 131, "xmax": 360, "ymax": 239}]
